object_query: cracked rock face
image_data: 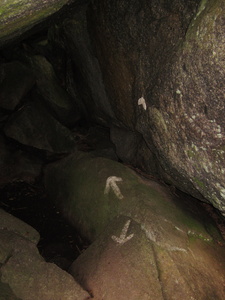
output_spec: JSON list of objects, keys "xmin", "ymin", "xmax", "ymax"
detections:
[{"xmin": 87, "ymin": 0, "xmax": 225, "ymax": 216}]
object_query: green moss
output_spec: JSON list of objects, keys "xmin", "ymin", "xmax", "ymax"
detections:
[
  {"xmin": 149, "ymin": 107, "xmax": 168, "ymax": 133},
  {"xmin": 217, "ymin": 144, "xmax": 225, "ymax": 151},
  {"xmin": 176, "ymin": 210, "xmax": 212, "ymax": 241},
  {"xmin": 0, "ymin": 0, "xmax": 68, "ymax": 41},
  {"xmin": 187, "ymin": 230, "xmax": 212, "ymax": 242},
  {"xmin": 46, "ymin": 154, "xmax": 128, "ymax": 242},
  {"xmin": 205, "ymin": 222, "xmax": 224, "ymax": 243},
  {"xmin": 130, "ymin": 176, "xmax": 215, "ymax": 243},
  {"xmin": 182, "ymin": 0, "xmax": 223, "ymax": 52},
  {"xmin": 196, "ymin": 0, "xmax": 208, "ymax": 18},
  {"xmin": 193, "ymin": 178, "xmax": 205, "ymax": 189},
  {"xmin": 187, "ymin": 150, "xmax": 196, "ymax": 158}
]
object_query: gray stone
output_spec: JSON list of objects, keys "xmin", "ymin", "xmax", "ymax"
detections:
[
  {"xmin": 0, "ymin": 281, "xmax": 22, "ymax": 300},
  {"xmin": 0, "ymin": 208, "xmax": 40, "ymax": 248},
  {"xmin": 110, "ymin": 125, "xmax": 142, "ymax": 164},
  {"xmin": 24, "ymin": 55, "xmax": 81, "ymax": 127},
  {"xmin": 4, "ymin": 101, "xmax": 76, "ymax": 153},
  {"xmin": 1, "ymin": 252, "xmax": 90, "ymax": 300},
  {"xmin": 87, "ymin": 0, "xmax": 225, "ymax": 215},
  {"xmin": 0, "ymin": 209, "xmax": 90, "ymax": 300},
  {"xmin": 54, "ymin": 4, "xmax": 115, "ymax": 124}
]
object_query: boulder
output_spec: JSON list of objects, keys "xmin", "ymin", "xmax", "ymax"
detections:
[
  {"xmin": 23, "ymin": 55, "xmax": 81, "ymax": 127},
  {"xmin": 71, "ymin": 215, "xmax": 225, "ymax": 300},
  {"xmin": 86, "ymin": 0, "xmax": 225, "ymax": 216},
  {"xmin": 4, "ymin": 101, "xmax": 76, "ymax": 154},
  {"xmin": 52, "ymin": 4, "xmax": 115, "ymax": 125},
  {"xmin": 110, "ymin": 124, "xmax": 158, "ymax": 173},
  {"xmin": 0, "ymin": 208, "xmax": 40, "ymax": 245},
  {"xmin": 0, "ymin": 281, "xmax": 21, "ymax": 300},
  {"xmin": 0, "ymin": 209, "xmax": 90, "ymax": 300},
  {"xmin": 44, "ymin": 152, "xmax": 225, "ymax": 299}
]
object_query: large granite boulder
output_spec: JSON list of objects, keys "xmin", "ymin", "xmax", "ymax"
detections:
[
  {"xmin": 44, "ymin": 152, "xmax": 225, "ymax": 299},
  {"xmin": 70, "ymin": 215, "xmax": 225, "ymax": 300},
  {"xmin": 76, "ymin": 0, "xmax": 225, "ymax": 216}
]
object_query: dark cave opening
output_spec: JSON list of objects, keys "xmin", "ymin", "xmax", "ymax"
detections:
[
  {"xmin": 0, "ymin": 114, "xmax": 113, "ymax": 271},
  {"xmin": 0, "ymin": 181, "xmax": 89, "ymax": 271}
]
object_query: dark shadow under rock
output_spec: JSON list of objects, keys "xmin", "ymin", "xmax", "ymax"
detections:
[
  {"xmin": 4, "ymin": 101, "xmax": 77, "ymax": 154},
  {"xmin": 0, "ymin": 61, "xmax": 35, "ymax": 111},
  {"xmin": 0, "ymin": 134, "xmax": 43, "ymax": 187}
]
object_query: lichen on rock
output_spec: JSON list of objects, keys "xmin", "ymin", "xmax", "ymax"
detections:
[{"xmin": 0, "ymin": 0, "xmax": 70, "ymax": 47}]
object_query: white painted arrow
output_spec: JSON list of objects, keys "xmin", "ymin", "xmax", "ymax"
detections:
[
  {"xmin": 104, "ymin": 176, "xmax": 124, "ymax": 200},
  {"xmin": 111, "ymin": 219, "xmax": 134, "ymax": 245},
  {"xmin": 138, "ymin": 96, "xmax": 147, "ymax": 110}
]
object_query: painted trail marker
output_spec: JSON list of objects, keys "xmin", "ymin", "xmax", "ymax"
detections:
[
  {"xmin": 104, "ymin": 176, "xmax": 124, "ymax": 200},
  {"xmin": 138, "ymin": 97, "xmax": 147, "ymax": 110},
  {"xmin": 111, "ymin": 219, "xmax": 134, "ymax": 245}
]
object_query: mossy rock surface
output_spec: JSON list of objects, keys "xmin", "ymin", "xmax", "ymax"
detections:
[{"xmin": 0, "ymin": 0, "xmax": 70, "ymax": 47}]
